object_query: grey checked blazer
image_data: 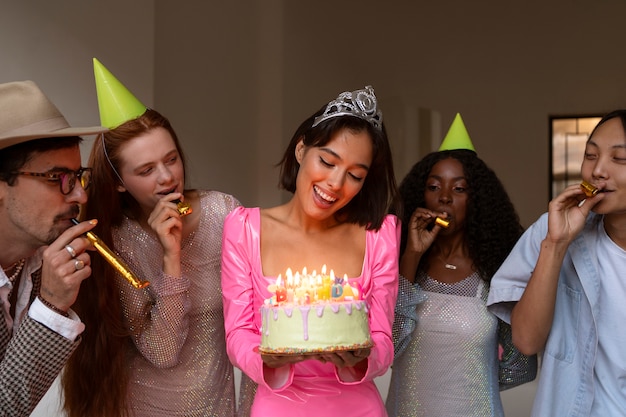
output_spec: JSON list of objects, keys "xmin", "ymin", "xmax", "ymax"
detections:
[{"xmin": 0, "ymin": 268, "xmax": 80, "ymax": 417}]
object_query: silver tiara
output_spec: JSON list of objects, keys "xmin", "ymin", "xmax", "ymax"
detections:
[{"xmin": 312, "ymin": 85, "xmax": 383, "ymax": 131}]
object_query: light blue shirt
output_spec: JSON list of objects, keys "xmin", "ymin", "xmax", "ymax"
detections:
[{"xmin": 487, "ymin": 212, "xmax": 626, "ymax": 417}]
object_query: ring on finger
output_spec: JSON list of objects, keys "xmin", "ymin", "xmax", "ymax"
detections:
[
  {"xmin": 65, "ymin": 245, "xmax": 77, "ymax": 258},
  {"xmin": 74, "ymin": 259, "xmax": 85, "ymax": 271}
]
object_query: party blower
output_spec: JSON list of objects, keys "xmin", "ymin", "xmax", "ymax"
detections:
[
  {"xmin": 71, "ymin": 218, "xmax": 149, "ymax": 289},
  {"xmin": 173, "ymin": 199, "xmax": 193, "ymax": 216}
]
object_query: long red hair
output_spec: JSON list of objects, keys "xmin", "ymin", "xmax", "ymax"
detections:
[{"xmin": 62, "ymin": 109, "xmax": 186, "ymax": 417}]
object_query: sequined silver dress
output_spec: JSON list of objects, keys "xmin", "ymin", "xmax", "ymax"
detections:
[
  {"xmin": 113, "ymin": 190, "xmax": 253, "ymax": 417},
  {"xmin": 386, "ymin": 272, "xmax": 503, "ymax": 417}
]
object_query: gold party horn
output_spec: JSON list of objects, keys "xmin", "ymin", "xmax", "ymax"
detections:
[
  {"xmin": 435, "ymin": 217, "xmax": 450, "ymax": 228},
  {"xmin": 580, "ymin": 180, "xmax": 599, "ymax": 198},
  {"xmin": 173, "ymin": 199, "xmax": 192, "ymax": 217},
  {"xmin": 71, "ymin": 219, "xmax": 149, "ymax": 289}
]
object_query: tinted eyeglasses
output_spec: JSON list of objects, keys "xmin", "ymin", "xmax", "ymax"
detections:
[{"xmin": 13, "ymin": 168, "xmax": 92, "ymax": 195}]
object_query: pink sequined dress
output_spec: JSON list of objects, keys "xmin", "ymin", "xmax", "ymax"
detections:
[
  {"xmin": 221, "ymin": 207, "xmax": 400, "ymax": 417},
  {"xmin": 113, "ymin": 190, "xmax": 253, "ymax": 417}
]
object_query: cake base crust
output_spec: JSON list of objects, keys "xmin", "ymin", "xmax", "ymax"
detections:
[{"xmin": 258, "ymin": 340, "xmax": 374, "ymax": 355}]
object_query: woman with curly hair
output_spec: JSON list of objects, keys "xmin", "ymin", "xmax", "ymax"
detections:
[{"xmin": 385, "ymin": 114, "xmax": 537, "ymax": 417}]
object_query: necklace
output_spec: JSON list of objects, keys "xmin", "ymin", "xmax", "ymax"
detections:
[
  {"xmin": 435, "ymin": 252, "xmax": 457, "ymax": 270},
  {"xmin": 436, "ymin": 253, "xmax": 458, "ymax": 270},
  {"xmin": 2, "ymin": 259, "xmax": 25, "ymax": 283}
]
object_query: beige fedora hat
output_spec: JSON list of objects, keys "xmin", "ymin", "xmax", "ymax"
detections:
[{"xmin": 0, "ymin": 80, "xmax": 107, "ymax": 150}]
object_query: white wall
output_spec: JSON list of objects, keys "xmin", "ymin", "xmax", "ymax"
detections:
[
  {"xmin": 157, "ymin": 1, "xmax": 626, "ymax": 226},
  {"xmin": 0, "ymin": 0, "xmax": 155, "ymax": 164}
]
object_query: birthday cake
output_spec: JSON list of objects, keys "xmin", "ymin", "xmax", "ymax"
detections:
[{"xmin": 259, "ymin": 267, "xmax": 373, "ymax": 354}]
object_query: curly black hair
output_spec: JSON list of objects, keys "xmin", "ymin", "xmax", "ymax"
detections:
[{"xmin": 398, "ymin": 149, "xmax": 524, "ymax": 282}]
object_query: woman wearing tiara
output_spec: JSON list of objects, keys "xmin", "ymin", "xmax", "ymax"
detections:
[
  {"xmin": 386, "ymin": 114, "xmax": 537, "ymax": 416},
  {"xmin": 221, "ymin": 86, "xmax": 401, "ymax": 416},
  {"xmin": 62, "ymin": 59, "xmax": 254, "ymax": 417}
]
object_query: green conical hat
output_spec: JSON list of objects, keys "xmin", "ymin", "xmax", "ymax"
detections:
[
  {"xmin": 438, "ymin": 113, "xmax": 476, "ymax": 152},
  {"xmin": 93, "ymin": 58, "xmax": 147, "ymax": 129}
]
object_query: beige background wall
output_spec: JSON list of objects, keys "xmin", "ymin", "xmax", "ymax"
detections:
[
  {"xmin": 153, "ymin": 0, "xmax": 626, "ymax": 227},
  {"xmin": 3, "ymin": 1, "xmax": 626, "ymax": 415}
]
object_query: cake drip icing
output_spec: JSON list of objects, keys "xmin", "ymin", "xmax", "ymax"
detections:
[{"xmin": 260, "ymin": 299, "xmax": 372, "ymax": 354}]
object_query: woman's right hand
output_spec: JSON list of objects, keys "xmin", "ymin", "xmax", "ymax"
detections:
[
  {"xmin": 399, "ymin": 208, "xmax": 447, "ymax": 282},
  {"xmin": 404, "ymin": 208, "xmax": 446, "ymax": 256},
  {"xmin": 261, "ymin": 353, "xmax": 309, "ymax": 368},
  {"xmin": 148, "ymin": 193, "xmax": 184, "ymax": 276}
]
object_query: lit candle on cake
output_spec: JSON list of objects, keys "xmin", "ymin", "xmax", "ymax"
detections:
[
  {"xmin": 316, "ymin": 274, "xmax": 331, "ymax": 301},
  {"xmin": 317, "ymin": 265, "xmax": 331, "ymax": 301},
  {"xmin": 293, "ymin": 271, "xmax": 307, "ymax": 304},
  {"xmin": 342, "ymin": 274, "xmax": 356, "ymax": 300},
  {"xmin": 286, "ymin": 271, "xmax": 295, "ymax": 303},
  {"xmin": 331, "ymin": 270, "xmax": 344, "ymax": 300},
  {"xmin": 266, "ymin": 265, "xmax": 360, "ymax": 305},
  {"xmin": 275, "ymin": 275, "xmax": 287, "ymax": 303}
]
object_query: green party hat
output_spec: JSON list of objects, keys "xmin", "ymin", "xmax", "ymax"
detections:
[
  {"xmin": 438, "ymin": 113, "xmax": 476, "ymax": 152},
  {"xmin": 93, "ymin": 58, "xmax": 147, "ymax": 129}
]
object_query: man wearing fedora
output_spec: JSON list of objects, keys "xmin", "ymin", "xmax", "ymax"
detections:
[{"xmin": 0, "ymin": 80, "xmax": 106, "ymax": 416}]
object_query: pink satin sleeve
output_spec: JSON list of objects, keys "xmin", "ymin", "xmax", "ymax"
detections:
[
  {"xmin": 338, "ymin": 214, "xmax": 400, "ymax": 383},
  {"xmin": 221, "ymin": 207, "xmax": 267, "ymax": 384}
]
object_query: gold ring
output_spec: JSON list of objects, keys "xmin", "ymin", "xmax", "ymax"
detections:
[
  {"xmin": 65, "ymin": 245, "xmax": 77, "ymax": 258},
  {"xmin": 74, "ymin": 259, "xmax": 85, "ymax": 271}
]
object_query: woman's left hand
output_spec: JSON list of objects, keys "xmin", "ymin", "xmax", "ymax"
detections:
[{"xmin": 318, "ymin": 348, "xmax": 370, "ymax": 368}]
